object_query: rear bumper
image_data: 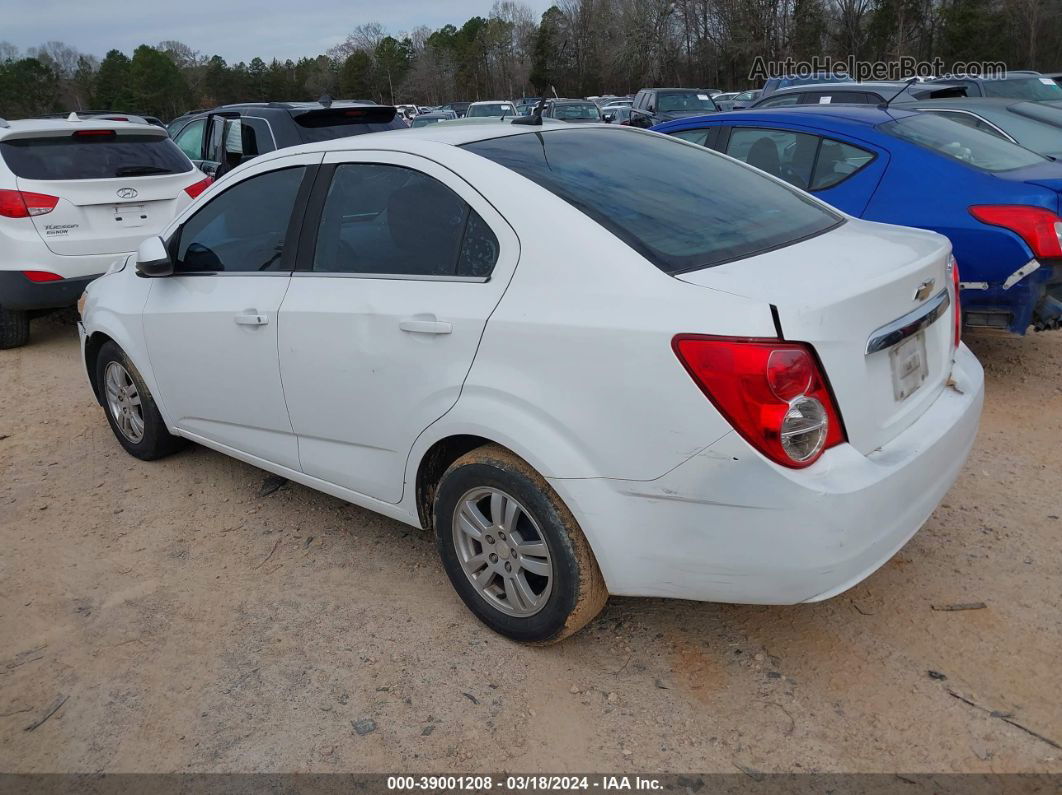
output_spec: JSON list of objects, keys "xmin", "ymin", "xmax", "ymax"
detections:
[
  {"xmin": 0, "ymin": 270, "xmax": 102, "ymax": 311},
  {"xmin": 550, "ymin": 343, "xmax": 984, "ymax": 604}
]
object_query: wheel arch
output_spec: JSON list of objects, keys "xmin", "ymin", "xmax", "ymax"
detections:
[{"xmin": 84, "ymin": 330, "xmax": 115, "ymax": 405}]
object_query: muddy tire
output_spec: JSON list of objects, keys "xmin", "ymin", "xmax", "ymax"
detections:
[
  {"xmin": 434, "ymin": 444, "xmax": 608, "ymax": 644},
  {"xmin": 0, "ymin": 307, "xmax": 30, "ymax": 349},
  {"xmin": 96, "ymin": 341, "xmax": 187, "ymax": 461}
]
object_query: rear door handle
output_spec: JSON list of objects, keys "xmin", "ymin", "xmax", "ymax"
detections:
[
  {"xmin": 399, "ymin": 318, "xmax": 452, "ymax": 335},
  {"xmin": 234, "ymin": 312, "xmax": 268, "ymax": 326}
]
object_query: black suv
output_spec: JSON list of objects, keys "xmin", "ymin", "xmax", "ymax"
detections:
[
  {"xmin": 166, "ymin": 100, "xmax": 403, "ymax": 177},
  {"xmin": 627, "ymin": 88, "xmax": 719, "ymax": 128}
]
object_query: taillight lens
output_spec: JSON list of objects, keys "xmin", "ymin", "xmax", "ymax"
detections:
[
  {"xmin": 22, "ymin": 270, "xmax": 63, "ymax": 282},
  {"xmin": 969, "ymin": 205, "xmax": 1062, "ymax": 258},
  {"xmin": 0, "ymin": 189, "xmax": 59, "ymax": 218},
  {"xmin": 950, "ymin": 256, "xmax": 961, "ymax": 348},
  {"xmin": 673, "ymin": 336, "xmax": 846, "ymax": 468},
  {"xmin": 184, "ymin": 176, "xmax": 212, "ymax": 199}
]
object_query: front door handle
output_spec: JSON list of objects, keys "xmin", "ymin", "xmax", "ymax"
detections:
[
  {"xmin": 399, "ymin": 318, "xmax": 452, "ymax": 335},
  {"xmin": 234, "ymin": 312, "xmax": 268, "ymax": 326}
]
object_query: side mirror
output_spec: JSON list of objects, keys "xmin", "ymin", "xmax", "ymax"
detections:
[
  {"xmin": 646, "ymin": 104, "xmax": 655, "ymax": 113},
  {"xmin": 603, "ymin": 112, "xmax": 615, "ymax": 123},
  {"xmin": 135, "ymin": 236, "xmax": 173, "ymax": 278}
]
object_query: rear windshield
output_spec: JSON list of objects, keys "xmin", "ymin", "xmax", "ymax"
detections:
[
  {"xmin": 468, "ymin": 104, "xmax": 515, "ymax": 117},
  {"xmin": 656, "ymin": 92, "xmax": 717, "ymax": 112},
  {"xmin": 1, "ymin": 133, "xmax": 192, "ymax": 180},
  {"xmin": 553, "ymin": 103, "xmax": 601, "ymax": 120},
  {"xmin": 881, "ymin": 113, "xmax": 1047, "ymax": 171},
  {"xmin": 982, "ymin": 77, "xmax": 1062, "ymax": 101},
  {"xmin": 463, "ymin": 128, "xmax": 842, "ymax": 274},
  {"xmin": 292, "ymin": 109, "xmax": 406, "ymax": 143}
]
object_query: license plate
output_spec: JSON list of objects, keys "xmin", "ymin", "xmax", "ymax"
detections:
[
  {"xmin": 890, "ymin": 330, "xmax": 928, "ymax": 401},
  {"xmin": 113, "ymin": 204, "xmax": 148, "ymax": 228}
]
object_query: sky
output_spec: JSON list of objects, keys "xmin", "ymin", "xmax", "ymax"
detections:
[{"xmin": 1, "ymin": 0, "xmax": 552, "ymax": 64}]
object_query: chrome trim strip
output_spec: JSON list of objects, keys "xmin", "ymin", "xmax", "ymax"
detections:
[
  {"xmin": 865, "ymin": 289, "xmax": 950, "ymax": 355},
  {"xmin": 291, "ymin": 271, "xmax": 489, "ymax": 283}
]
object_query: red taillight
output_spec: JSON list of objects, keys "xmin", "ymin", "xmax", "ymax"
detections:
[
  {"xmin": 22, "ymin": 270, "xmax": 63, "ymax": 283},
  {"xmin": 184, "ymin": 176, "xmax": 212, "ymax": 199},
  {"xmin": 73, "ymin": 129, "xmax": 116, "ymax": 137},
  {"xmin": 969, "ymin": 205, "xmax": 1062, "ymax": 258},
  {"xmin": 950, "ymin": 256, "xmax": 961, "ymax": 348},
  {"xmin": 0, "ymin": 189, "xmax": 59, "ymax": 218},
  {"xmin": 672, "ymin": 336, "xmax": 846, "ymax": 468}
]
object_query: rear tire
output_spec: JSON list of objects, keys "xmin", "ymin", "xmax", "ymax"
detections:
[
  {"xmin": 434, "ymin": 444, "xmax": 608, "ymax": 644},
  {"xmin": 0, "ymin": 307, "xmax": 30, "ymax": 349},
  {"xmin": 96, "ymin": 341, "xmax": 186, "ymax": 460}
]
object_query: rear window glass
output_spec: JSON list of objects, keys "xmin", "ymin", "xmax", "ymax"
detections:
[
  {"xmin": 655, "ymin": 92, "xmax": 717, "ymax": 112},
  {"xmin": 880, "ymin": 113, "xmax": 1047, "ymax": 171},
  {"xmin": 463, "ymin": 128, "xmax": 842, "ymax": 274},
  {"xmin": 292, "ymin": 109, "xmax": 406, "ymax": 143},
  {"xmin": 468, "ymin": 104, "xmax": 515, "ymax": 117},
  {"xmin": 1, "ymin": 133, "xmax": 193, "ymax": 180},
  {"xmin": 982, "ymin": 77, "xmax": 1062, "ymax": 101},
  {"xmin": 552, "ymin": 103, "xmax": 601, "ymax": 120}
]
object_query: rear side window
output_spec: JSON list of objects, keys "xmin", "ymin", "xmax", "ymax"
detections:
[
  {"xmin": 312, "ymin": 163, "xmax": 499, "ymax": 278},
  {"xmin": 174, "ymin": 167, "xmax": 304, "ymax": 273},
  {"xmin": 464, "ymin": 128, "xmax": 841, "ymax": 274},
  {"xmin": 881, "ymin": 113, "xmax": 1046, "ymax": 171},
  {"xmin": 1, "ymin": 134, "xmax": 193, "ymax": 180}
]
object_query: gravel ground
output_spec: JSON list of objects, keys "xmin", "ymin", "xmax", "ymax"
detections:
[{"xmin": 0, "ymin": 314, "xmax": 1059, "ymax": 774}]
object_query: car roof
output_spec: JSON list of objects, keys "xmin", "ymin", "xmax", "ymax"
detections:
[
  {"xmin": 469, "ymin": 100, "xmax": 514, "ymax": 105},
  {"xmin": 0, "ymin": 116, "xmax": 164, "ymax": 139},
  {"xmin": 893, "ymin": 96, "xmax": 1033, "ymax": 110}
]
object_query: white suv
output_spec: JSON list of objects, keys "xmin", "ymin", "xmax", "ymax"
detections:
[{"xmin": 0, "ymin": 115, "xmax": 209, "ymax": 348}]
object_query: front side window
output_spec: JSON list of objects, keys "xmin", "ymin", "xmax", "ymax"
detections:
[
  {"xmin": 1, "ymin": 133, "xmax": 193, "ymax": 180},
  {"xmin": 174, "ymin": 166, "xmax": 305, "ymax": 273},
  {"xmin": 463, "ymin": 128, "xmax": 841, "ymax": 274},
  {"xmin": 881, "ymin": 113, "xmax": 1046, "ymax": 171},
  {"xmin": 313, "ymin": 163, "xmax": 499, "ymax": 278},
  {"xmin": 173, "ymin": 119, "xmax": 205, "ymax": 160}
]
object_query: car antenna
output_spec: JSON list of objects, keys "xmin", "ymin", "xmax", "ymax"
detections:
[
  {"xmin": 513, "ymin": 85, "xmax": 554, "ymax": 126},
  {"xmin": 878, "ymin": 77, "xmax": 918, "ymax": 110}
]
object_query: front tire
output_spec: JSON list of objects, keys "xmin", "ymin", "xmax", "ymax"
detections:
[
  {"xmin": 96, "ymin": 341, "xmax": 186, "ymax": 460},
  {"xmin": 0, "ymin": 307, "xmax": 30, "ymax": 349},
  {"xmin": 434, "ymin": 444, "xmax": 608, "ymax": 644}
]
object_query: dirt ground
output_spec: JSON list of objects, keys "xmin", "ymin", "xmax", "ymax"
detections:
[{"xmin": 0, "ymin": 314, "xmax": 1059, "ymax": 775}]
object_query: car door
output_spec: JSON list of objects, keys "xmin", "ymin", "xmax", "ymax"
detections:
[
  {"xmin": 142, "ymin": 153, "xmax": 320, "ymax": 469},
  {"xmin": 277, "ymin": 151, "xmax": 519, "ymax": 503}
]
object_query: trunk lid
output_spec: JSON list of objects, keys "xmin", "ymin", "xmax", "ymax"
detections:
[
  {"xmin": 677, "ymin": 218, "xmax": 956, "ymax": 456},
  {"xmin": 18, "ymin": 173, "xmax": 195, "ymax": 255}
]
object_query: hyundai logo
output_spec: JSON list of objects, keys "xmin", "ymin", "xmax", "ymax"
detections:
[{"xmin": 116, "ymin": 187, "xmax": 139, "ymax": 200}]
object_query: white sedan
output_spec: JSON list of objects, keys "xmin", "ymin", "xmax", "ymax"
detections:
[{"xmin": 78, "ymin": 122, "xmax": 984, "ymax": 643}]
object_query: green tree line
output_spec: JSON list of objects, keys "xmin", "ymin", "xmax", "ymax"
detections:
[{"xmin": 1, "ymin": 0, "xmax": 1060, "ymax": 122}]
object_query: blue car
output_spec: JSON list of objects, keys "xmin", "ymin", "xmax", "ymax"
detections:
[{"xmin": 653, "ymin": 106, "xmax": 1062, "ymax": 334}]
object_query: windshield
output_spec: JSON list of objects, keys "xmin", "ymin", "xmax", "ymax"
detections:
[
  {"xmin": 982, "ymin": 77, "xmax": 1062, "ymax": 101},
  {"xmin": 881, "ymin": 113, "xmax": 1047, "ymax": 171},
  {"xmin": 411, "ymin": 117, "xmax": 445, "ymax": 128},
  {"xmin": 656, "ymin": 92, "xmax": 717, "ymax": 112},
  {"xmin": 468, "ymin": 103, "xmax": 514, "ymax": 117},
  {"xmin": 553, "ymin": 103, "xmax": 601, "ymax": 120},
  {"xmin": 1, "ymin": 133, "xmax": 192, "ymax": 180},
  {"xmin": 463, "ymin": 128, "xmax": 842, "ymax": 274}
]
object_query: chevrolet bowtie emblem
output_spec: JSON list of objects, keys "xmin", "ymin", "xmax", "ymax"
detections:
[{"xmin": 914, "ymin": 279, "xmax": 935, "ymax": 302}]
